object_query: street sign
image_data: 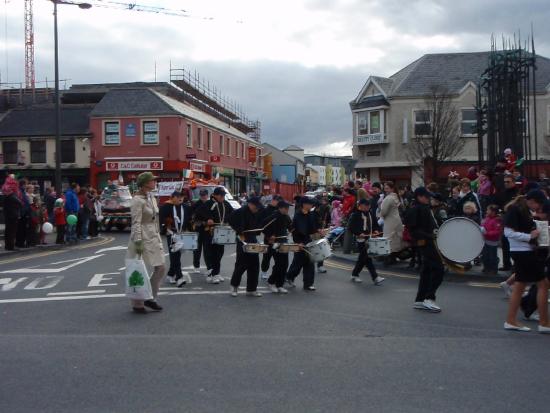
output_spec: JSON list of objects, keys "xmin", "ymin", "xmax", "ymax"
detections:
[
  {"xmin": 186, "ymin": 153, "xmax": 197, "ymax": 159},
  {"xmin": 190, "ymin": 161, "xmax": 205, "ymax": 172}
]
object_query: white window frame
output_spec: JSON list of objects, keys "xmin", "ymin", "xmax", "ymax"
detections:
[
  {"xmin": 103, "ymin": 120, "xmax": 121, "ymax": 146},
  {"xmin": 227, "ymin": 137, "xmax": 232, "ymax": 157},
  {"xmin": 413, "ymin": 110, "xmax": 432, "ymax": 137},
  {"xmin": 141, "ymin": 119, "xmax": 160, "ymax": 146},
  {"xmin": 460, "ymin": 108, "xmax": 477, "ymax": 137},
  {"xmin": 356, "ymin": 111, "xmax": 369, "ymax": 136},
  {"xmin": 207, "ymin": 130, "xmax": 213, "ymax": 152},
  {"xmin": 242, "ymin": 142, "xmax": 246, "ymax": 159},
  {"xmin": 220, "ymin": 135, "xmax": 225, "ymax": 155},
  {"xmin": 236, "ymin": 141, "xmax": 240, "ymax": 158},
  {"xmin": 197, "ymin": 127, "xmax": 203, "ymax": 149},
  {"xmin": 356, "ymin": 110, "xmax": 383, "ymax": 136},
  {"xmin": 186, "ymin": 124, "xmax": 193, "ymax": 148}
]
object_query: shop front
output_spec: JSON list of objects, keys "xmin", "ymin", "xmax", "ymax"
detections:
[
  {"xmin": 248, "ymin": 171, "xmax": 262, "ymax": 194},
  {"xmin": 234, "ymin": 169, "xmax": 247, "ymax": 196},
  {"xmin": 212, "ymin": 166, "xmax": 234, "ymax": 193}
]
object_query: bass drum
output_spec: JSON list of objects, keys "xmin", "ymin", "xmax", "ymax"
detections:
[{"xmin": 436, "ymin": 217, "xmax": 484, "ymax": 264}]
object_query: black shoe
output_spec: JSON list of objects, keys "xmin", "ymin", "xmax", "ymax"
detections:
[
  {"xmin": 132, "ymin": 307, "xmax": 147, "ymax": 314},
  {"xmin": 144, "ymin": 300, "xmax": 163, "ymax": 311},
  {"xmin": 499, "ymin": 266, "xmax": 511, "ymax": 271},
  {"xmin": 304, "ymin": 286, "xmax": 316, "ymax": 291}
]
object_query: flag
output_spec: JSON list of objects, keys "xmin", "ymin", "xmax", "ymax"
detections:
[{"xmin": 183, "ymin": 169, "xmax": 193, "ymax": 179}]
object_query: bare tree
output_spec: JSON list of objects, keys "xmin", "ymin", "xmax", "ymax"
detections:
[{"xmin": 407, "ymin": 85, "xmax": 463, "ymax": 181}]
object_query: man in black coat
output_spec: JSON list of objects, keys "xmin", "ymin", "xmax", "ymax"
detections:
[
  {"xmin": 191, "ymin": 189, "xmax": 212, "ymax": 274},
  {"xmin": 228, "ymin": 197, "xmax": 263, "ymax": 297},
  {"xmin": 260, "ymin": 195, "xmax": 282, "ymax": 279}
]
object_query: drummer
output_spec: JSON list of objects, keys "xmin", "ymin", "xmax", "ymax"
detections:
[
  {"xmin": 191, "ymin": 189, "xmax": 212, "ymax": 274},
  {"xmin": 194, "ymin": 187, "xmax": 234, "ymax": 284},
  {"xmin": 260, "ymin": 195, "xmax": 282, "ymax": 279},
  {"xmin": 285, "ymin": 196, "xmax": 321, "ymax": 291},
  {"xmin": 349, "ymin": 198, "xmax": 385, "ymax": 285},
  {"xmin": 404, "ymin": 187, "xmax": 444, "ymax": 313},
  {"xmin": 263, "ymin": 200, "xmax": 293, "ymax": 294},
  {"xmin": 159, "ymin": 191, "xmax": 191, "ymax": 287},
  {"xmin": 228, "ymin": 196, "xmax": 264, "ymax": 297}
]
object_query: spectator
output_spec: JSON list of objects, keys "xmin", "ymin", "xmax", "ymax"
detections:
[
  {"xmin": 463, "ymin": 201, "xmax": 480, "ymax": 225},
  {"xmin": 29, "ymin": 197, "xmax": 42, "ymax": 246},
  {"xmin": 1, "ymin": 176, "xmax": 22, "ymax": 251},
  {"xmin": 44, "ymin": 187, "xmax": 56, "ymax": 224},
  {"xmin": 380, "ymin": 181, "xmax": 404, "ymax": 265},
  {"xmin": 369, "ymin": 182, "xmax": 382, "ymax": 232},
  {"xmin": 457, "ymin": 178, "xmax": 482, "ymax": 221},
  {"xmin": 77, "ymin": 187, "xmax": 91, "ymax": 240},
  {"xmin": 430, "ymin": 193, "xmax": 448, "ymax": 226},
  {"xmin": 341, "ymin": 188, "xmax": 356, "ymax": 218},
  {"xmin": 15, "ymin": 179, "xmax": 31, "ymax": 248},
  {"xmin": 480, "ymin": 205, "xmax": 502, "ymax": 275},
  {"xmin": 54, "ymin": 198, "xmax": 67, "ymax": 244},
  {"xmin": 495, "ymin": 175, "xmax": 518, "ymax": 271}
]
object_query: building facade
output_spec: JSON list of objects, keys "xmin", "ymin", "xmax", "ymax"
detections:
[
  {"xmin": 350, "ymin": 52, "xmax": 550, "ymax": 186},
  {"xmin": 304, "ymin": 154, "xmax": 356, "ymax": 185},
  {"xmin": 262, "ymin": 143, "xmax": 306, "ymax": 186}
]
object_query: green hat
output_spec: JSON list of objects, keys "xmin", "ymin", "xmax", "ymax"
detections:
[{"xmin": 136, "ymin": 172, "xmax": 158, "ymax": 188}]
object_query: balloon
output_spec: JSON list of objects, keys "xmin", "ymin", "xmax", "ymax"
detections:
[
  {"xmin": 67, "ymin": 214, "xmax": 78, "ymax": 226},
  {"xmin": 42, "ymin": 222, "xmax": 54, "ymax": 234}
]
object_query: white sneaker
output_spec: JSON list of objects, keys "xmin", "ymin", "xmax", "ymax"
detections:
[
  {"xmin": 268, "ymin": 284, "xmax": 278, "ymax": 293},
  {"xmin": 285, "ymin": 279, "xmax": 296, "ymax": 288},
  {"xmin": 246, "ymin": 291, "xmax": 263, "ymax": 297},
  {"xmin": 500, "ymin": 282, "xmax": 512, "ymax": 299},
  {"xmin": 261, "ymin": 271, "xmax": 269, "ymax": 280},
  {"xmin": 193, "ymin": 267, "xmax": 201, "ymax": 274},
  {"xmin": 214, "ymin": 275, "xmax": 224, "ymax": 283},
  {"xmin": 167, "ymin": 276, "xmax": 176, "ymax": 285},
  {"xmin": 504, "ymin": 322, "xmax": 531, "ymax": 332},
  {"xmin": 424, "ymin": 299, "xmax": 441, "ymax": 312},
  {"xmin": 206, "ymin": 276, "xmax": 220, "ymax": 285},
  {"xmin": 230, "ymin": 287, "xmax": 238, "ymax": 297},
  {"xmin": 351, "ymin": 276, "xmax": 363, "ymax": 283},
  {"xmin": 278, "ymin": 287, "xmax": 288, "ymax": 294},
  {"xmin": 374, "ymin": 276, "xmax": 385, "ymax": 286},
  {"xmin": 413, "ymin": 301, "xmax": 425, "ymax": 310},
  {"xmin": 317, "ymin": 266, "xmax": 327, "ymax": 273},
  {"xmin": 523, "ymin": 312, "xmax": 540, "ymax": 322},
  {"xmin": 538, "ymin": 325, "xmax": 550, "ymax": 334},
  {"xmin": 176, "ymin": 278, "xmax": 186, "ymax": 288}
]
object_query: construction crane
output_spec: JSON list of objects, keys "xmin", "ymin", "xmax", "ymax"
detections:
[{"xmin": 24, "ymin": 0, "xmax": 34, "ymax": 89}]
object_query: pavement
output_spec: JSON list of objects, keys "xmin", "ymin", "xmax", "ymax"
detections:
[{"xmin": 0, "ymin": 232, "xmax": 549, "ymax": 413}]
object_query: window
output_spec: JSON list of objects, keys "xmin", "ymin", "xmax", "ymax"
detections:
[
  {"xmin": 61, "ymin": 139, "xmax": 75, "ymax": 163},
  {"xmin": 414, "ymin": 110, "xmax": 432, "ymax": 136},
  {"xmin": 241, "ymin": 142, "xmax": 245, "ymax": 159},
  {"xmin": 226, "ymin": 138, "xmax": 231, "ymax": 157},
  {"xmin": 220, "ymin": 135, "xmax": 225, "ymax": 155},
  {"xmin": 197, "ymin": 127, "xmax": 203, "ymax": 149},
  {"xmin": 186, "ymin": 124, "xmax": 192, "ymax": 148},
  {"xmin": 461, "ymin": 109, "xmax": 477, "ymax": 136},
  {"xmin": 2, "ymin": 141, "xmax": 17, "ymax": 164},
  {"xmin": 236, "ymin": 141, "xmax": 240, "ymax": 158},
  {"xmin": 207, "ymin": 131, "xmax": 212, "ymax": 151},
  {"xmin": 30, "ymin": 140, "xmax": 46, "ymax": 163},
  {"xmin": 104, "ymin": 121, "xmax": 120, "ymax": 145},
  {"xmin": 357, "ymin": 112, "xmax": 369, "ymax": 135},
  {"xmin": 369, "ymin": 112, "xmax": 380, "ymax": 134},
  {"xmin": 142, "ymin": 120, "xmax": 159, "ymax": 145}
]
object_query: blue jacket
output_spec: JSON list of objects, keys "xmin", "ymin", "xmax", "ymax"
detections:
[{"xmin": 64, "ymin": 189, "xmax": 80, "ymax": 214}]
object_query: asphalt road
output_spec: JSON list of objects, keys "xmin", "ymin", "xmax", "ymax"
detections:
[{"xmin": 0, "ymin": 233, "xmax": 549, "ymax": 413}]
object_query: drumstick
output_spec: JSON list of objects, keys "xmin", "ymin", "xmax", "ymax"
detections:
[{"xmin": 242, "ymin": 218, "xmax": 277, "ymax": 233}]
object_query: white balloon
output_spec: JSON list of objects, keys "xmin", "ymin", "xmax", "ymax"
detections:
[{"xmin": 42, "ymin": 222, "xmax": 54, "ymax": 234}]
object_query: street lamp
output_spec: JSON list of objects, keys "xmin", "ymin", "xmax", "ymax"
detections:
[{"xmin": 51, "ymin": 0, "xmax": 92, "ymax": 196}]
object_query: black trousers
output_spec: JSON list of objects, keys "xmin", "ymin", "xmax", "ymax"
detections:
[
  {"xmin": 352, "ymin": 242, "xmax": 378, "ymax": 280},
  {"xmin": 501, "ymin": 235, "xmax": 512, "ymax": 268},
  {"xmin": 193, "ymin": 229, "xmax": 211, "ymax": 270},
  {"xmin": 207, "ymin": 240, "xmax": 224, "ymax": 276},
  {"xmin": 415, "ymin": 244, "xmax": 445, "ymax": 302},
  {"xmin": 89, "ymin": 219, "xmax": 99, "ymax": 237},
  {"xmin": 268, "ymin": 250, "xmax": 289, "ymax": 288},
  {"xmin": 15, "ymin": 216, "xmax": 28, "ymax": 248},
  {"xmin": 286, "ymin": 250, "xmax": 315, "ymax": 288},
  {"xmin": 166, "ymin": 235, "xmax": 183, "ymax": 280},
  {"xmin": 230, "ymin": 242, "xmax": 259, "ymax": 291},
  {"xmin": 56, "ymin": 225, "xmax": 65, "ymax": 244},
  {"xmin": 4, "ymin": 218, "xmax": 17, "ymax": 250},
  {"xmin": 261, "ymin": 246, "xmax": 275, "ymax": 272}
]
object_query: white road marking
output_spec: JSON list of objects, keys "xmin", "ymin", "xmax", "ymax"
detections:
[
  {"xmin": 0, "ymin": 255, "xmax": 104, "ymax": 274},
  {"xmin": 48, "ymin": 290, "xmax": 106, "ymax": 296},
  {"xmin": 24, "ymin": 276, "xmax": 64, "ymax": 290},
  {"xmin": 0, "ymin": 277, "xmax": 29, "ymax": 291},
  {"xmin": 95, "ymin": 246, "xmax": 128, "ymax": 254},
  {"xmin": 88, "ymin": 273, "xmax": 119, "ymax": 287},
  {"xmin": 118, "ymin": 267, "xmax": 126, "ymax": 271}
]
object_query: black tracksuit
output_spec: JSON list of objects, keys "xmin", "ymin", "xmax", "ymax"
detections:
[
  {"xmin": 286, "ymin": 210, "xmax": 319, "ymax": 288},
  {"xmin": 263, "ymin": 211, "xmax": 293, "ymax": 287},
  {"xmin": 406, "ymin": 203, "xmax": 444, "ymax": 302},
  {"xmin": 260, "ymin": 204, "xmax": 278, "ymax": 272},
  {"xmin": 191, "ymin": 199, "xmax": 211, "ymax": 270},
  {"xmin": 159, "ymin": 202, "xmax": 192, "ymax": 281},
  {"xmin": 229, "ymin": 206, "xmax": 261, "ymax": 292},
  {"xmin": 349, "ymin": 209, "xmax": 378, "ymax": 280},
  {"xmin": 195, "ymin": 199, "xmax": 234, "ymax": 276}
]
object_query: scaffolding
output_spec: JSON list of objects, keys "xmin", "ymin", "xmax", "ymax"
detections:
[
  {"xmin": 169, "ymin": 66, "xmax": 261, "ymax": 141},
  {"xmin": 476, "ymin": 32, "xmax": 538, "ymax": 164}
]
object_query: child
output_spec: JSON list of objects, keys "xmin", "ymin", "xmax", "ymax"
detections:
[
  {"xmin": 463, "ymin": 201, "xmax": 480, "ymax": 224},
  {"xmin": 29, "ymin": 197, "xmax": 42, "ymax": 246},
  {"xmin": 54, "ymin": 198, "xmax": 67, "ymax": 245},
  {"xmin": 480, "ymin": 205, "xmax": 502, "ymax": 275},
  {"xmin": 39, "ymin": 203, "xmax": 49, "ymax": 245},
  {"xmin": 326, "ymin": 200, "xmax": 345, "ymax": 244}
]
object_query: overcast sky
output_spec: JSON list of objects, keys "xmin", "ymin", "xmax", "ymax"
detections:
[{"xmin": 2, "ymin": 0, "xmax": 550, "ymax": 155}]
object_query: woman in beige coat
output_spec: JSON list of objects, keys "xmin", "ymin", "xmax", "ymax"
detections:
[
  {"xmin": 380, "ymin": 181, "xmax": 404, "ymax": 264},
  {"xmin": 127, "ymin": 172, "xmax": 166, "ymax": 314}
]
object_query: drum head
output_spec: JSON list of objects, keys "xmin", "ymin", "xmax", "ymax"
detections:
[{"xmin": 436, "ymin": 217, "xmax": 484, "ymax": 263}]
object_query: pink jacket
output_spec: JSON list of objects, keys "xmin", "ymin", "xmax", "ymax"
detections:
[
  {"xmin": 481, "ymin": 216, "xmax": 502, "ymax": 242},
  {"xmin": 331, "ymin": 200, "xmax": 343, "ymax": 227}
]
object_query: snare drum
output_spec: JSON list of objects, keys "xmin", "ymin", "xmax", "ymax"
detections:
[
  {"xmin": 171, "ymin": 232, "xmax": 199, "ymax": 252},
  {"xmin": 367, "ymin": 237, "xmax": 391, "ymax": 257},
  {"xmin": 306, "ymin": 238, "xmax": 332, "ymax": 262},
  {"xmin": 436, "ymin": 217, "xmax": 484, "ymax": 263},
  {"xmin": 242, "ymin": 243, "xmax": 269, "ymax": 254},
  {"xmin": 213, "ymin": 225, "xmax": 236, "ymax": 245},
  {"xmin": 276, "ymin": 243, "xmax": 302, "ymax": 253}
]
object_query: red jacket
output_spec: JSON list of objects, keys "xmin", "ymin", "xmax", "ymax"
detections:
[
  {"xmin": 342, "ymin": 194, "xmax": 356, "ymax": 217},
  {"xmin": 481, "ymin": 215, "xmax": 502, "ymax": 242},
  {"xmin": 54, "ymin": 207, "xmax": 67, "ymax": 225}
]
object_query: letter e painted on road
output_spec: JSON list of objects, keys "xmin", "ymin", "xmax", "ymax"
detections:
[
  {"xmin": 0, "ymin": 277, "xmax": 28, "ymax": 291},
  {"xmin": 88, "ymin": 273, "xmax": 118, "ymax": 287}
]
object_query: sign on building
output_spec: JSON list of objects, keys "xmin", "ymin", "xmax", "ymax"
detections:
[{"xmin": 106, "ymin": 160, "xmax": 163, "ymax": 171}]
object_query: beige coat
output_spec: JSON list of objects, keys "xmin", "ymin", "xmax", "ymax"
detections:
[
  {"xmin": 380, "ymin": 192, "xmax": 404, "ymax": 253},
  {"xmin": 127, "ymin": 193, "xmax": 165, "ymax": 267}
]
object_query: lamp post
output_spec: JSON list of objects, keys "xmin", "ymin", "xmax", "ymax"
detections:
[{"xmin": 52, "ymin": 0, "xmax": 92, "ymax": 196}]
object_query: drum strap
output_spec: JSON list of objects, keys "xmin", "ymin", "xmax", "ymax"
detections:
[
  {"xmin": 215, "ymin": 202, "xmax": 226, "ymax": 224},
  {"xmin": 173, "ymin": 205, "xmax": 184, "ymax": 234}
]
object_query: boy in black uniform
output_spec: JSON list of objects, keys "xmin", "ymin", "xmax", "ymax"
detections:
[
  {"xmin": 263, "ymin": 200, "xmax": 293, "ymax": 294},
  {"xmin": 228, "ymin": 197, "xmax": 264, "ymax": 297},
  {"xmin": 194, "ymin": 187, "xmax": 234, "ymax": 284},
  {"xmin": 159, "ymin": 191, "xmax": 192, "ymax": 287},
  {"xmin": 406, "ymin": 187, "xmax": 444, "ymax": 313},
  {"xmin": 349, "ymin": 198, "xmax": 385, "ymax": 285},
  {"xmin": 286, "ymin": 197, "xmax": 321, "ymax": 291},
  {"xmin": 191, "ymin": 189, "xmax": 211, "ymax": 274},
  {"xmin": 260, "ymin": 195, "xmax": 282, "ymax": 279}
]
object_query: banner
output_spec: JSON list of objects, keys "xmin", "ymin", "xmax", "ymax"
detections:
[
  {"xmin": 248, "ymin": 147, "xmax": 257, "ymax": 163},
  {"xmin": 106, "ymin": 160, "xmax": 163, "ymax": 171},
  {"xmin": 157, "ymin": 181, "xmax": 183, "ymax": 196}
]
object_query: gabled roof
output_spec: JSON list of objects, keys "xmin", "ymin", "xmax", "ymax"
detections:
[
  {"xmin": 262, "ymin": 142, "xmax": 303, "ymax": 164},
  {"xmin": 0, "ymin": 105, "xmax": 92, "ymax": 138},
  {"xmin": 284, "ymin": 145, "xmax": 303, "ymax": 151},
  {"xmin": 90, "ymin": 88, "xmax": 179, "ymax": 117}
]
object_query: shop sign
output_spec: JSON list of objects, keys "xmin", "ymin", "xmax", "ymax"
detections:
[
  {"xmin": 213, "ymin": 166, "xmax": 234, "ymax": 176},
  {"xmin": 234, "ymin": 169, "xmax": 247, "ymax": 177},
  {"xmin": 248, "ymin": 147, "xmax": 257, "ymax": 163},
  {"xmin": 190, "ymin": 161, "xmax": 205, "ymax": 172},
  {"xmin": 186, "ymin": 153, "xmax": 197, "ymax": 159},
  {"xmin": 125, "ymin": 123, "xmax": 137, "ymax": 137},
  {"xmin": 106, "ymin": 160, "xmax": 163, "ymax": 171},
  {"xmin": 210, "ymin": 155, "xmax": 221, "ymax": 162}
]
